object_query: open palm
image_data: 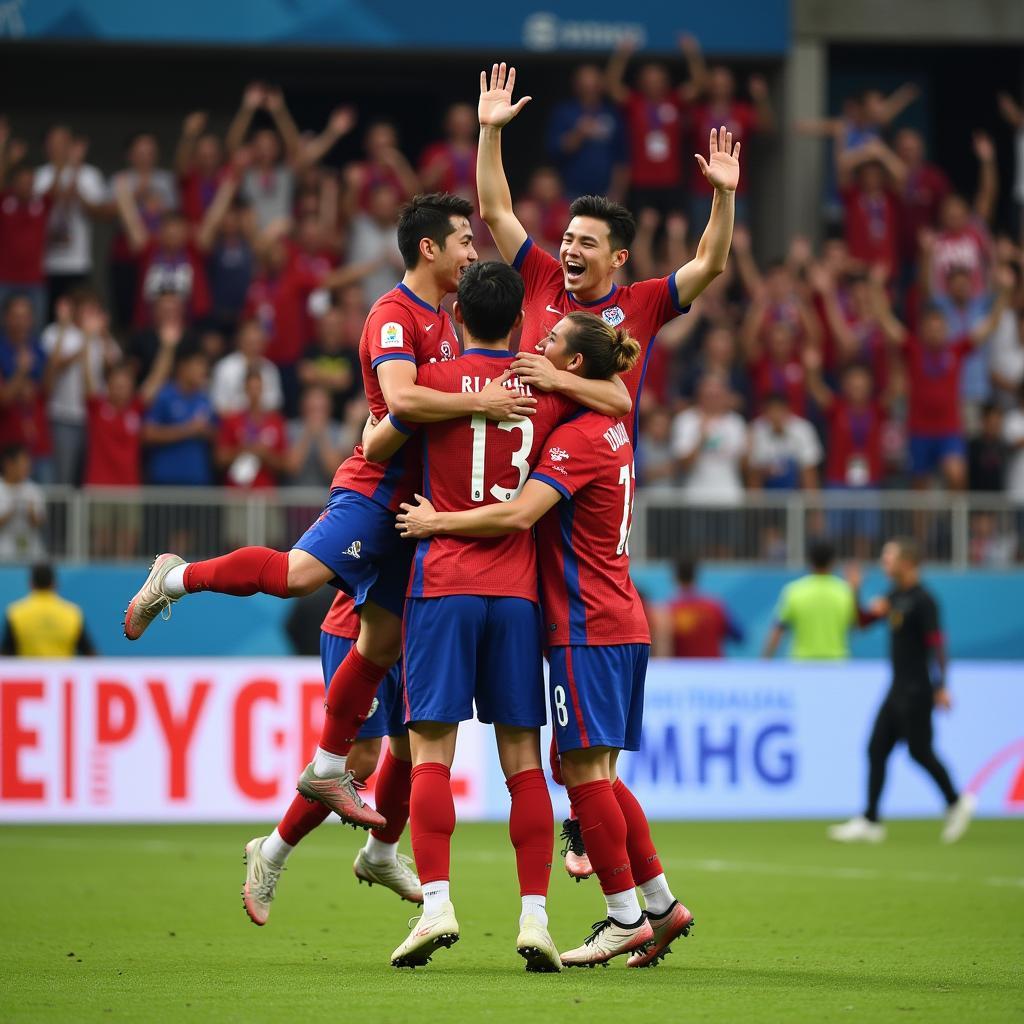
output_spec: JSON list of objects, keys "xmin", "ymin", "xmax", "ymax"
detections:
[
  {"xmin": 695, "ymin": 126, "xmax": 741, "ymax": 193},
  {"xmin": 479, "ymin": 62, "xmax": 532, "ymax": 128}
]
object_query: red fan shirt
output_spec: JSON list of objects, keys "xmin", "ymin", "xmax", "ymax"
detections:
[
  {"xmin": 84, "ymin": 396, "xmax": 143, "ymax": 486},
  {"xmin": 622, "ymin": 91, "xmax": 687, "ymax": 189},
  {"xmin": 841, "ymin": 185, "xmax": 900, "ymax": 275},
  {"xmin": 0, "ymin": 191, "xmax": 53, "ymax": 283},
  {"xmin": 823, "ymin": 400, "xmax": 884, "ymax": 487},
  {"xmin": 216, "ymin": 410, "xmax": 287, "ymax": 489},
  {"xmin": 690, "ymin": 101, "xmax": 758, "ymax": 196},
  {"xmin": 905, "ymin": 336, "xmax": 973, "ymax": 435}
]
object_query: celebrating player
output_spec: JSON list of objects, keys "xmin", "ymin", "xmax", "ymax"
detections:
[
  {"xmin": 242, "ymin": 590, "xmax": 420, "ymax": 927},
  {"xmin": 362, "ymin": 262, "xmax": 629, "ymax": 971},
  {"xmin": 398, "ymin": 311, "xmax": 692, "ymax": 968},
  {"xmin": 124, "ymin": 194, "xmax": 539, "ymax": 830},
  {"xmin": 476, "ymin": 61, "xmax": 739, "ymax": 444}
]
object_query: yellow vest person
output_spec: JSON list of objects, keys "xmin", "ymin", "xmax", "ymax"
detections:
[{"xmin": 1, "ymin": 564, "xmax": 95, "ymax": 657}]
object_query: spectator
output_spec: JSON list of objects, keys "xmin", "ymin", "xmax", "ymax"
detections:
[
  {"xmin": 763, "ymin": 540, "xmax": 857, "ymax": 659},
  {"xmin": 175, "ymin": 111, "xmax": 226, "ymax": 225},
  {"xmin": 284, "ymin": 384, "xmax": 345, "ymax": 488},
  {"xmin": 343, "ymin": 121, "xmax": 420, "ymax": 215},
  {"xmin": 40, "ymin": 292, "xmax": 118, "ymax": 484},
  {"xmin": 968, "ymin": 402, "xmax": 1007, "ymax": 491},
  {"xmin": 127, "ymin": 291, "xmax": 200, "ymax": 382},
  {"xmin": 797, "ymin": 83, "xmax": 920, "ymax": 155},
  {"xmin": 989, "ymin": 263, "xmax": 1024, "ymax": 407},
  {"xmin": 419, "ymin": 102, "xmax": 478, "ymax": 202},
  {"xmin": 215, "ymin": 370, "xmax": 287, "ymax": 488},
  {"xmin": 652, "ymin": 557, "xmax": 743, "ymax": 658},
  {"xmin": 33, "ymin": 126, "xmax": 110, "ymax": 315},
  {"xmin": 742, "ymin": 304, "xmax": 813, "ymax": 417},
  {"xmin": 345, "ymin": 182, "xmax": 404, "ymax": 304},
  {"xmin": 210, "ymin": 318, "xmax": 283, "ymax": 416},
  {"xmin": 1003, "ymin": 382, "xmax": 1024, "ymax": 502},
  {"xmin": 546, "ymin": 63, "xmax": 628, "ymax": 200},
  {"xmin": 205, "ymin": 194, "xmax": 256, "ymax": 335},
  {"xmin": 142, "ymin": 349, "xmax": 216, "ymax": 486},
  {"xmin": 969, "ymin": 510, "xmax": 1016, "ymax": 567},
  {"xmin": 0, "ymin": 444, "xmax": 45, "ymax": 560},
  {"xmin": 748, "ymin": 392, "xmax": 822, "ymax": 490},
  {"xmin": 689, "ymin": 64, "xmax": 774, "ymax": 224},
  {"xmin": 606, "ymin": 34, "xmax": 706, "ymax": 218},
  {"xmin": 0, "ymin": 294, "xmax": 52, "ymax": 481},
  {"xmin": 636, "ymin": 407, "xmax": 677, "ymax": 486},
  {"xmin": 297, "ymin": 307, "xmax": 358, "ymax": 420},
  {"xmin": 874, "ymin": 272, "xmax": 1010, "ymax": 490},
  {"xmin": 672, "ymin": 372, "xmax": 747, "ymax": 504},
  {"xmin": 677, "ymin": 325, "xmax": 749, "ymax": 412},
  {"xmin": 513, "ymin": 167, "xmax": 572, "ymax": 257},
  {"xmin": 1, "ymin": 563, "xmax": 94, "ymax": 655},
  {"xmin": 892, "ymin": 128, "xmax": 951, "ymax": 274}
]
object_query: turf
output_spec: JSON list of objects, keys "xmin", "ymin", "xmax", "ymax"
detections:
[{"xmin": 1, "ymin": 820, "xmax": 1021, "ymax": 1023}]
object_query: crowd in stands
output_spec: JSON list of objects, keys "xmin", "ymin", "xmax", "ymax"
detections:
[{"xmin": 2, "ymin": 39, "xmax": 1024, "ymax": 563}]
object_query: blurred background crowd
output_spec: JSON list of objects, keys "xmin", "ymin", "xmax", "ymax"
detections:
[{"xmin": 2, "ymin": 35, "xmax": 1024, "ymax": 565}]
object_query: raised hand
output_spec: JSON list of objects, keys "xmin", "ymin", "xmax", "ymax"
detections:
[
  {"xmin": 478, "ymin": 62, "xmax": 532, "ymax": 129},
  {"xmin": 183, "ymin": 111, "xmax": 207, "ymax": 137},
  {"xmin": 243, "ymin": 82, "xmax": 266, "ymax": 110},
  {"xmin": 329, "ymin": 106, "xmax": 357, "ymax": 137},
  {"xmin": 695, "ymin": 126, "xmax": 740, "ymax": 193},
  {"xmin": 972, "ymin": 131, "xmax": 995, "ymax": 163}
]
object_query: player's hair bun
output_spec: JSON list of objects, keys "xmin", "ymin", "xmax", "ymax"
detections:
[{"xmin": 611, "ymin": 327, "xmax": 641, "ymax": 373}]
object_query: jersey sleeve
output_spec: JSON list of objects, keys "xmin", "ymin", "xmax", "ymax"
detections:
[
  {"xmin": 530, "ymin": 421, "xmax": 599, "ymax": 500},
  {"xmin": 511, "ymin": 238, "xmax": 563, "ymax": 299},
  {"xmin": 366, "ymin": 302, "xmax": 419, "ymax": 371},
  {"xmin": 629, "ymin": 274, "xmax": 690, "ymax": 327},
  {"xmin": 921, "ymin": 592, "xmax": 942, "ymax": 643},
  {"xmin": 775, "ymin": 583, "xmax": 794, "ymax": 626}
]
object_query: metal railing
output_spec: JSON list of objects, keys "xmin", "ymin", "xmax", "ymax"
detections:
[{"xmin": 10, "ymin": 486, "xmax": 1024, "ymax": 569}]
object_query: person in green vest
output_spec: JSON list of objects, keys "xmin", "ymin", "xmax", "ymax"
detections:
[{"xmin": 762, "ymin": 540, "xmax": 856, "ymax": 659}]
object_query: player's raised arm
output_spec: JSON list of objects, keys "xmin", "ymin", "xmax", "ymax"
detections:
[
  {"xmin": 673, "ymin": 127, "xmax": 739, "ymax": 307},
  {"xmin": 477, "ymin": 62, "xmax": 531, "ymax": 263}
]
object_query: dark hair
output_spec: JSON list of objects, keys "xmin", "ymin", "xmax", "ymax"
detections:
[
  {"xmin": 841, "ymin": 360, "xmax": 873, "ymax": 379},
  {"xmin": 563, "ymin": 311, "xmax": 640, "ymax": 379},
  {"xmin": 808, "ymin": 539, "xmax": 835, "ymax": 571},
  {"xmin": 396, "ymin": 193, "xmax": 474, "ymax": 269},
  {"xmin": 1, "ymin": 444, "xmax": 28, "ymax": 467},
  {"xmin": 2, "ymin": 292, "xmax": 32, "ymax": 316},
  {"xmin": 568, "ymin": 195, "xmax": 636, "ymax": 250},
  {"xmin": 764, "ymin": 391, "xmax": 789, "ymax": 407},
  {"xmin": 31, "ymin": 563, "xmax": 55, "ymax": 590},
  {"xmin": 456, "ymin": 261, "xmax": 524, "ymax": 342},
  {"xmin": 890, "ymin": 535, "xmax": 922, "ymax": 566},
  {"xmin": 981, "ymin": 401, "xmax": 1000, "ymax": 419},
  {"xmin": 676, "ymin": 558, "xmax": 697, "ymax": 586}
]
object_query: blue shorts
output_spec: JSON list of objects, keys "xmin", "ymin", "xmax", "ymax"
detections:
[
  {"xmin": 403, "ymin": 595, "xmax": 545, "ymax": 727},
  {"xmin": 909, "ymin": 434, "xmax": 966, "ymax": 478},
  {"xmin": 320, "ymin": 631, "xmax": 406, "ymax": 740},
  {"xmin": 548, "ymin": 644, "xmax": 649, "ymax": 754},
  {"xmin": 293, "ymin": 488, "xmax": 414, "ymax": 618}
]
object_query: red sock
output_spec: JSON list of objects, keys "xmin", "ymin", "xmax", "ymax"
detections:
[
  {"xmin": 277, "ymin": 793, "xmax": 331, "ymax": 846},
  {"xmin": 371, "ymin": 749, "xmax": 412, "ymax": 844},
  {"xmin": 183, "ymin": 547, "xmax": 290, "ymax": 598},
  {"xmin": 567, "ymin": 780, "xmax": 634, "ymax": 896},
  {"xmin": 409, "ymin": 762, "xmax": 455, "ymax": 885},
  {"xmin": 506, "ymin": 769, "xmax": 553, "ymax": 897},
  {"xmin": 319, "ymin": 647, "xmax": 388, "ymax": 756},
  {"xmin": 548, "ymin": 736, "xmax": 564, "ymax": 787},
  {"xmin": 612, "ymin": 778, "xmax": 663, "ymax": 884}
]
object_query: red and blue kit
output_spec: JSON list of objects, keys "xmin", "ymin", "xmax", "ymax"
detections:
[
  {"xmin": 512, "ymin": 238, "xmax": 689, "ymax": 441},
  {"xmin": 402, "ymin": 349, "xmax": 575, "ymax": 728},
  {"xmin": 293, "ymin": 283, "xmax": 458, "ymax": 618},
  {"xmin": 530, "ymin": 410, "xmax": 651, "ymax": 753}
]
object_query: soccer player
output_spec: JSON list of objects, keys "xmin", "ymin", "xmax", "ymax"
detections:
[
  {"xmin": 829, "ymin": 537, "xmax": 976, "ymax": 844},
  {"xmin": 397, "ymin": 313, "xmax": 692, "ymax": 969},
  {"xmin": 476, "ymin": 62, "xmax": 740, "ymax": 444},
  {"xmin": 364, "ymin": 263, "xmax": 628, "ymax": 972},
  {"xmin": 241, "ymin": 590, "xmax": 420, "ymax": 927},
  {"xmin": 124, "ymin": 194, "xmax": 535, "ymax": 830}
]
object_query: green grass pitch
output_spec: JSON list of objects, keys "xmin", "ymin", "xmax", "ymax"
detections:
[{"xmin": 1, "ymin": 820, "xmax": 1022, "ymax": 1023}]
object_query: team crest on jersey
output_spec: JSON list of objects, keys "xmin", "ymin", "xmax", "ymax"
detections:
[
  {"xmin": 440, "ymin": 341, "xmax": 454, "ymax": 361},
  {"xmin": 380, "ymin": 322, "xmax": 404, "ymax": 348},
  {"xmin": 549, "ymin": 447, "xmax": 570, "ymax": 462},
  {"xmin": 601, "ymin": 305, "xmax": 625, "ymax": 327}
]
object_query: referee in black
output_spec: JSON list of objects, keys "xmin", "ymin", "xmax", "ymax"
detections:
[{"xmin": 828, "ymin": 537, "xmax": 976, "ymax": 844}]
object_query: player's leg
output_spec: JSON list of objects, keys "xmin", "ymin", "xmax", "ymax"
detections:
[{"xmin": 551, "ymin": 736, "xmax": 593, "ymax": 882}]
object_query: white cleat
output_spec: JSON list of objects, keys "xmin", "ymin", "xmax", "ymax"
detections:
[
  {"xmin": 827, "ymin": 816, "xmax": 887, "ymax": 843},
  {"xmin": 391, "ymin": 901, "xmax": 460, "ymax": 968},
  {"xmin": 941, "ymin": 792, "xmax": 977, "ymax": 844},
  {"xmin": 560, "ymin": 916, "xmax": 654, "ymax": 968},
  {"xmin": 353, "ymin": 848, "xmax": 423, "ymax": 904},
  {"xmin": 516, "ymin": 914, "xmax": 561, "ymax": 973},
  {"xmin": 241, "ymin": 836, "xmax": 283, "ymax": 926},
  {"xmin": 123, "ymin": 553, "xmax": 185, "ymax": 640}
]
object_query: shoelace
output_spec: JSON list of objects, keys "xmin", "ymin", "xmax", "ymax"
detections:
[
  {"xmin": 252, "ymin": 858, "xmax": 284, "ymax": 904},
  {"xmin": 395, "ymin": 852, "xmax": 418, "ymax": 878},
  {"xmin": 583, "ymin": 919, "xmax": 612, "ymax": 946},
  {"xmin": 559, "ymin": 818, "xmax": 586, "ymax": 857},
  {"xmin": 336, "ymin": 771, "xmax": 366, "ymax": 807}
]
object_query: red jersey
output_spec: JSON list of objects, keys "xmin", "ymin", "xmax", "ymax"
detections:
[
  {"xmin": 406, "ymin": 350, "xmax": 575, "ymax": 601},
  {"xmin": 749, "ymin": 354, "xmax": 808, "ymax": 416},
  {"xmin": 899, "ymin": 163, "xmax": 950, "ymax": 260},
  {"xmin": 931, "ymin": 222, "xmax": 991, "ymax": 299},
  {"xmin": 0, "ymin": 191, "xmax": 52, "ymax": 284},
  {"xmin": 332, "ymin": 284, "xmax": 460, "ymax": 511},
  {"xmin": 905, "ymin": 336, "xmax": 973, "ymax": 435},
  {"xmin": 841, "ymin": 186, "xmax": 900, "ymax": 275},
  {"xmin": 623, "ymin": 91, "xmax": 686, "ymax": 189},
  {"xmin": 532, "ymin": 411, "xmax": 649, "ymax": 646},
  {"xmin": 216, "ymin": 410, "xmax": 287, "ymax": 488},
  {"xmin": 824, "ymin": 400, "xmax": 883, "ymax": 486},
  {"xmin": 690, "ymin": 101, "xmax": 758, "ymax": 196},
  {"xmin": 84, "ymin": 396, "xmax": 143, "ymax": 486},
  {"xmin": 178, "ymin": 167, "xmax": 227, "ymax": 224},
  {"xmin": 665, "ymin": 590, "xmax": 732, "ymax": 658},
  {"xmin": 513, "ymin": 239, "xmax": 687, "ymax": 442},
  {"xmin": 134, "ymin": 240, "xmax": 211, "ymax": 329},
  {"xmin": 242, "ymin": 259, "xmax": 321, "ymax": 367},
  {"xmin": 418, "ymin": 142, "xmax": 477, "ymax": 199},
  {"xmin": 321, "ymin": 591, "xmax": 360, "ymax": 639}
]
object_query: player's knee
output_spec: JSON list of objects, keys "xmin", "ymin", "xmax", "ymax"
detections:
[
  {"xmin": 388, "ymin": 735, "xmax": 412, "ymax": 762},
  {"xmin": 286, "ymin": 551, "xmax": 329, "ymax": 596},
  {"xmin": 356, "ymin": 630, "xmax": 401, "ymax": 667}
]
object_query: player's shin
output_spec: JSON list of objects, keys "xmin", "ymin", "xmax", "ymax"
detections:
[
  {"xmin": 182, "ymin": 547, "xmax": 291, "ymax": 597},
  {"xmin": 506, "ymin": 768, "xmax": 554, "ymax": 927},
  {"xmin": 612, "ymin": 777, "xmax": 675, "ymax": 914},
  {"xmin": 315, "ymin": 647, "xmax": 390, "ymax": 772},
  {"xmin": 409, "ymin": 762, "xmax": 456, "ymax": 915},
  {"xmin": 367, "ymin": 747, "xmax": 412, "ymax": 854}
]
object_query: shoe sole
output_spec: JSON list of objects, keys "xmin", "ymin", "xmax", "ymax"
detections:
[
  {"xmin": 518, "ymin": 944, "xmax": 561, "ymax": 973},
  {"xmin": 391, "ymin": 932, "xmax": 459, "ymax": 968},
  {"xmin": 354, "ymin": 864, "xmax": 423, "ymax": 904},
  {"xmin": 561, "ymin": 929, "xmax": 655, "ymax": 968},
  {"xmin": 123, "ymin": 553, "xmax": 176, "ymax": 641},
  {"xmin": 629, "ymin": 916, "xmax": 695, "ymax": 968},
  {"xmin": 240, "ymin": 846, "xmax": 268, "ymax": 927}
]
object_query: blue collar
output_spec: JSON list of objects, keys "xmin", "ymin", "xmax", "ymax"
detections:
[
  {"xmin": 463, "ymin": 349, "xmax": 515, "ymax": 357},
  {"xmin": 569, "ymin": 283, "xmax": 618, "ymax": 308},
  {"xmin": 397, "ymin": 282, "xmax": 440, "ymax": 313}
]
